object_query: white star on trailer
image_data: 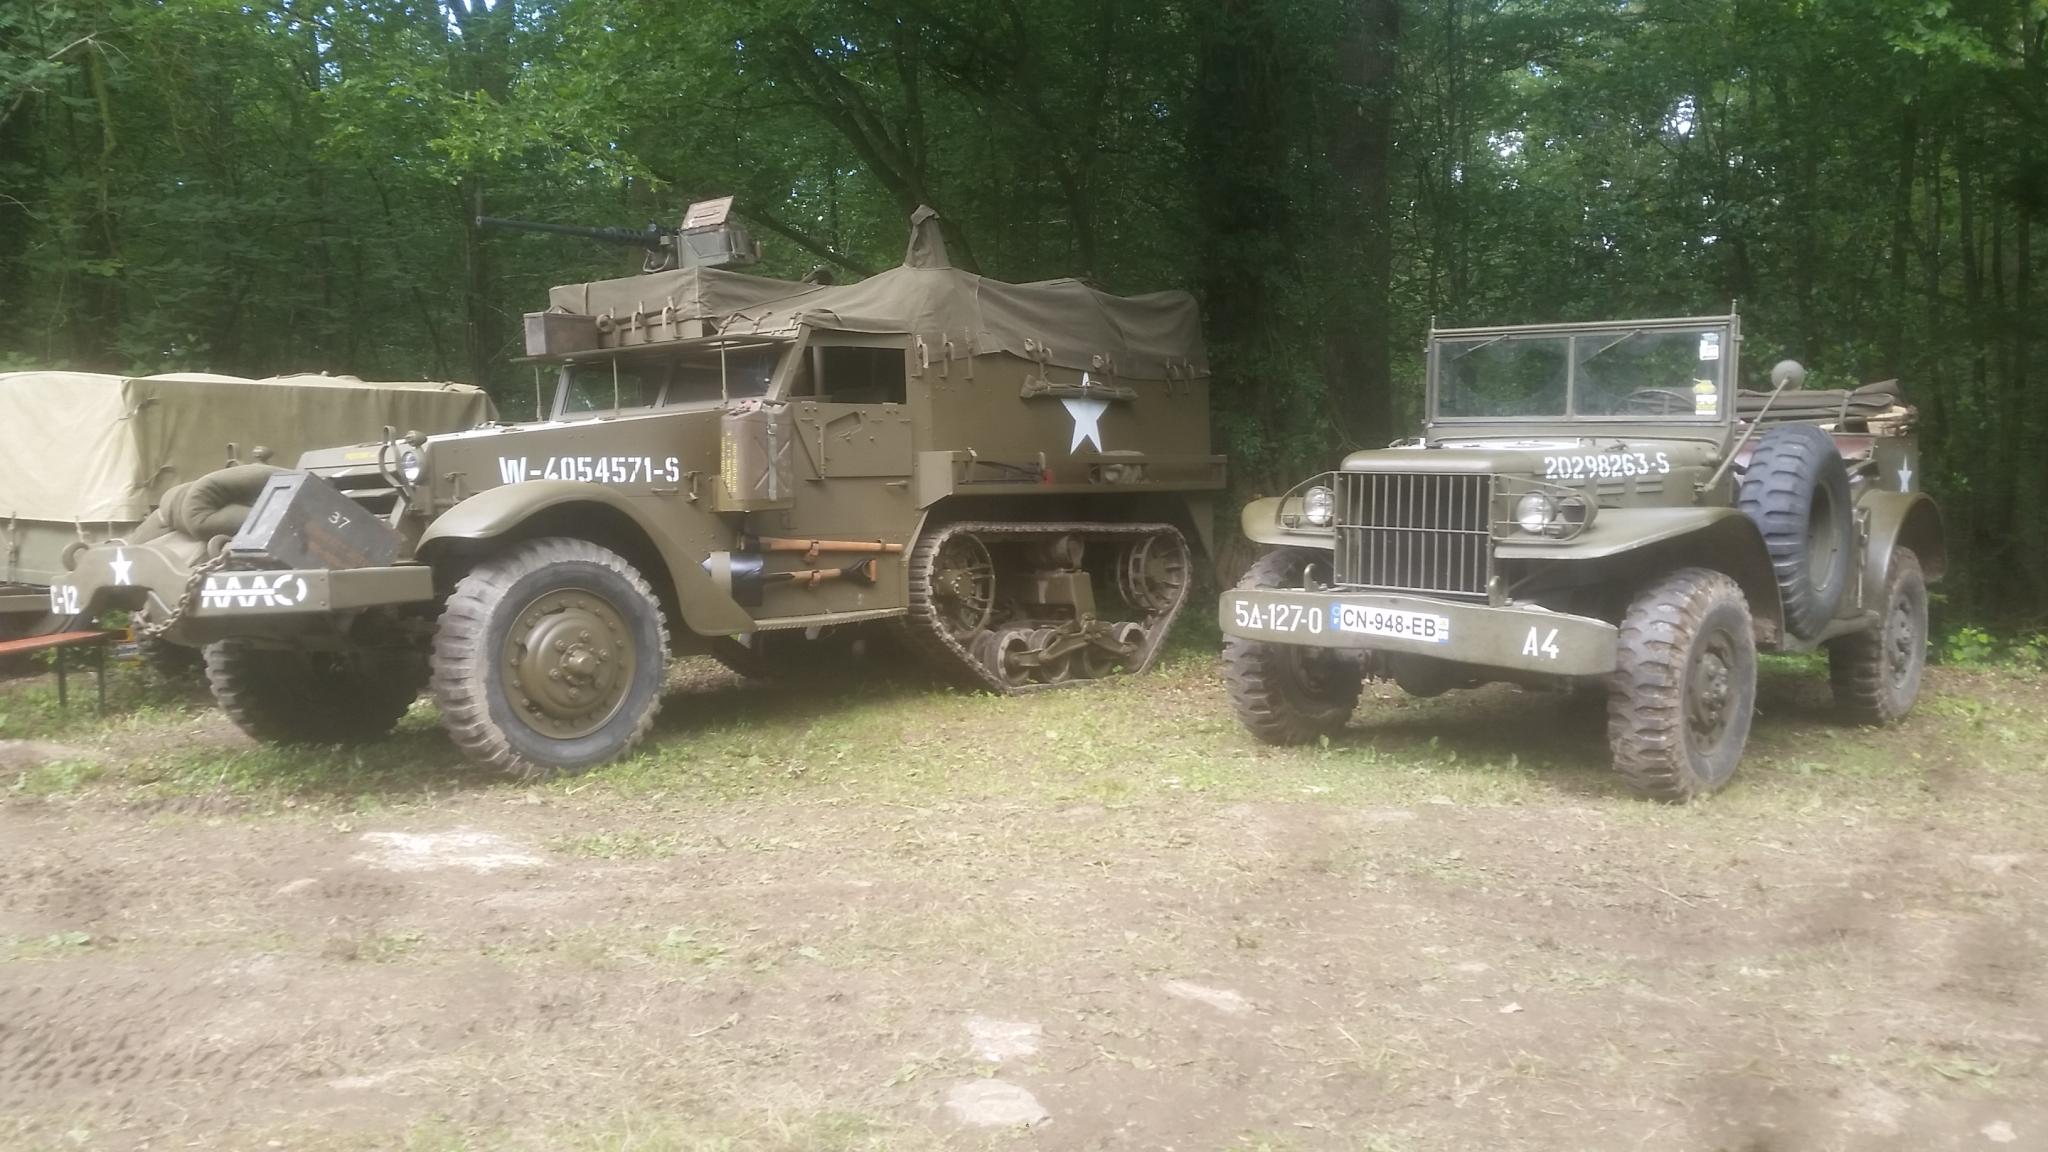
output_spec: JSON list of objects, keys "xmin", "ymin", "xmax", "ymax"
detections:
[{"xmin": 1062, "ymin": 397, "xmax": 1109, "ymax": 454}]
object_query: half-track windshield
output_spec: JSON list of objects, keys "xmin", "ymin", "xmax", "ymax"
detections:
[{"xmin": 1429, "ymin": 317, "xmax": 1736, "ymax": 424}]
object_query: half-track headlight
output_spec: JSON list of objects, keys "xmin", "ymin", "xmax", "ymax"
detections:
[
  {"xmin": 1302, "ymin": 485, "xmax": 1335, "ymax": 528},
  {"xmin": 399, "ymin": 449, "xmax": 425, "ymax": 485}
]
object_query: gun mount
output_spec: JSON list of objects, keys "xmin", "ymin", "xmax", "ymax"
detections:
[{"xmin": 478, "ymin": 196, "xmax": 761, "ymax": 273}]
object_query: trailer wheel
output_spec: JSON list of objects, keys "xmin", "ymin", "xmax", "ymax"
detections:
[
  {"xmin": 1827, "ymin": 548, "xmax": 1928, "ymax": 724},
  {"xmin": 1608, "ymin": 568, "xmax": 1757, "ymax": 801},
  {"xmin": 432, "ymin": 537, "xmax": 668, "ymax": 780},
  {"xmin": 204, "ymin": 640, "xmax": 427, "ymax": 745},
  {"xmin": 1223, "ymin": 548, "xmax": 1363, "ymax": 745}
]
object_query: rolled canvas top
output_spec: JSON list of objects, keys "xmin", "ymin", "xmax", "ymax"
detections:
[{"xmin": 0, "ymin": 371, "xmax": 494, "ymax": 523}]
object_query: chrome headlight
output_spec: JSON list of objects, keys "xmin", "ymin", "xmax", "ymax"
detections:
[
  {"xmin": 1303, "ymin": 485, "xmax": 1335, "ymax": 528},
  {"xmin": 399, "ymin": 448, "xmax": 425, "ymax": 485},
  {"xmin": 1514, "ymin": 492, "xmax": 1555, "ymax": 535}
]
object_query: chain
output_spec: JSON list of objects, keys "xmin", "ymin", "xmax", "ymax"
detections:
[{"xmin": 139, "ymin": 549, "xmax": 230, "ymax": 642}]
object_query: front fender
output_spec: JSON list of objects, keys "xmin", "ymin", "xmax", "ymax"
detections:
[
  {"xmin": 418, "ymin": 481, "xmax": 754, "ymax": 636},
  {"xmin": 1501, "ymin": 507, "xmax": 1786, "ymax": 646},
  {"xmin": 1239, "ymin": 496, "xmax": 1336, "ymax": 550}
]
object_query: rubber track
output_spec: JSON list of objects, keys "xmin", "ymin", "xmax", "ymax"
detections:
[
  {"xmin": 431, "ymin": 537, "xmax": 670, "ymax": 780},
  {"xmin": 900, "ymin": 521, "xmax": 1191, "ymax": 695},
  {"xmin": 1607, "ymin": 567, "xmax": 1752, "ymax": 802}
]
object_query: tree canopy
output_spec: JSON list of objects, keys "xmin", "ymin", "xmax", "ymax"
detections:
[{"xmin": 2, "ymin": 0, "xmax": 2043, "ymax": 621}]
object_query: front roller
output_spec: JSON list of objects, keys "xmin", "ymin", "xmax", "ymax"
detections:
[{"xmin": 431, "ymin": 537, "xmax": 669, "ymax": 779}]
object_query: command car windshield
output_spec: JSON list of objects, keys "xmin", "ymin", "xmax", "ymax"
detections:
[{"xmin": 1434, "ymin": 326, "xmax": 1729, "ymax": 421}]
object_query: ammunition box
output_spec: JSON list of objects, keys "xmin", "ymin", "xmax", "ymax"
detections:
[
  {"xmin": 524, "ymin": 310, "xmax": 601, "ymax": 357},
  {"xmin": 227, "ymin": 471, "xmax": 401, "ymax": 571}
]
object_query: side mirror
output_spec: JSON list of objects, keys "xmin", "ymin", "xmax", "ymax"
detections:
[{"xmin": 1770, "ymin": 360, "xmax": 1807, "ymax": 390}]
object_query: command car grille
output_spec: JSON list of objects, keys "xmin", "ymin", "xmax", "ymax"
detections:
[{"xmin": 1332, "ymin": 472, "xmax": 1492, "ymax": 597}]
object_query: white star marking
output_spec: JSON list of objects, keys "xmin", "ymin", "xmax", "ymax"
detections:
[
  {"xmin": 1062, "ymin": 397, "xmax": 1109, "ymax": 454},
  {"xmin": 1897, "ymin": 462, "xmax": 1913, "ymax": 491},
  {"xmin": 109, "ymin": 548, "xmax": 134, "ymax": 586}
]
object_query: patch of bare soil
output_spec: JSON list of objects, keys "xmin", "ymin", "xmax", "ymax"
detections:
[{"xmin": 3, "ymin": 666, "xmax": 2046, "ymax": 1150}]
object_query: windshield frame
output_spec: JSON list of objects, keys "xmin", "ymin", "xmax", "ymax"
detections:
[{"xmin": 1426, "ymin": 314, "xmax": 1741, "ymax": 429}]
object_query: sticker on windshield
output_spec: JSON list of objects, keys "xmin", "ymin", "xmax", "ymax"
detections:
[
  {"xmin": 1698, "ymin": 333, "xmax": 1721, "ymax": 361},
  {"xmin": 1692, "ymin": 379, "xmax": 1719, "ymax": 416}
]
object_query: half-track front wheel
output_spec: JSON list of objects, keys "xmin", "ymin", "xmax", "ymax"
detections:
[
  {"xmin": 205, "ymin": 640, "xmax": 427, "ymax": 745},
  {"xmin": 1827, "ymin": 548, "xmax": 1928, "ymax": 725},
  {"xmin": 1608, "ymin": 568, "xmax": 1758, "ymax": 801},
  {"xmin": 1223, "ymin": 548, "xmax": 1363, "ymax": 745},
  {"xmin": 432, "ymin": 538, "xmax": 668, "ymax": 779}
]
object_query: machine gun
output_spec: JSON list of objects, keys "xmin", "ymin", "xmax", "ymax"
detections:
[{"xmin": 475, "ymin": 196, "xmax": 760, "ymax": 273}]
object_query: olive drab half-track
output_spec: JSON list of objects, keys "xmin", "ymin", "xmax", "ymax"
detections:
[
  {"xmin": 1221, "ymin": 313, "xmax": 1945, "ymax": 801},
  {"xmin": 49, "ymin": 202, "xmax": 1224, "ymax": 778}
]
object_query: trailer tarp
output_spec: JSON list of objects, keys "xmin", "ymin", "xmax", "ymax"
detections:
[{"xmin": 0, "ymin": 372, "xmax": 494, "ymax": 525}]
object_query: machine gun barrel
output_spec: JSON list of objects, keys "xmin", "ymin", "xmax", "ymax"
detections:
[{"xmin": 475, "ymin": 216, "xmax": 674, "ymax": 250}]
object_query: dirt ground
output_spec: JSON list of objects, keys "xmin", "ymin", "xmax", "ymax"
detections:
[{"xmin": 2, "ymin": 648, "xmax": 2045, "ymax": 1151}]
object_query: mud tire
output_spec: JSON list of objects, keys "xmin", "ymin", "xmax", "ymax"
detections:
[
  {"xmin": 1608, "ymin": 568, "xmax": 1758, "ymax": 801},
  {"xmin": 1737, "ymin": 424, "xmax": 1853, "ymax": 640},
  {"xmin": 1827, "ymin": 548, "xmax": 1928, "ymax": 725},
  {"xmin": 204, "ymin": 640, "xmax": 427, "ymax": 745},
  {"xmin": 431, "ymin": 537, "xmax": 668, "ymax": 780},
  {"xmin": 1223, "ymin": 548, "xmax": 1363, "ymax": 745}
]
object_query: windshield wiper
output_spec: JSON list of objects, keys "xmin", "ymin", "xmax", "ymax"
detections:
[
  {"xmin": 1446, "ymin": 335, "xmax": 1508, "ymax": 361},
  {"xmin": 1579, "ymin": 328, "xmax": 1644, "ymax": 363}
]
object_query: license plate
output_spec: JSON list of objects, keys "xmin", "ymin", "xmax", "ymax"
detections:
[
  {"xmin": 1230, "ymin": 597, "xmax": 1327, "ymax": 636},
  {"xmin": 1330, "ymin": 602, "xmax": 1451, "ymax": 644}
]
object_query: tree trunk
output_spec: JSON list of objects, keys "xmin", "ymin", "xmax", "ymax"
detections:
[{"xmin": 1325, "ymin": 0, "xmax": 1401, "ymax": 447}]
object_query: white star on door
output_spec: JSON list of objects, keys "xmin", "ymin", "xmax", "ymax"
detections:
[{"xmin": 1062, "ymin": 397, "xmax": 1109, "ymax": 454}]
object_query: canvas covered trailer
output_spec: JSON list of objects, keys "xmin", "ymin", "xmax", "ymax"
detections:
[{"xmin": 1, "ymin": 371, "xmax": 494, "ymax": 634}]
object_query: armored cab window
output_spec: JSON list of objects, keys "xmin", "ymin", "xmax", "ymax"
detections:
[
  {"xmin": 560, "ymin": 361, "xmax": 662, "ymax": 416},
  {"xmin": 662, "ymin": 344, "xmax": 781, "ymax": 406},
  {"xmin": 800, "ymin": 345, "xmax": 905, "ymax": 405}
]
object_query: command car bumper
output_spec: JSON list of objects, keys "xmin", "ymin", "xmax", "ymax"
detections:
[{"xmin": 1218, "ymin": 587, "xmax": 1619, "ymax": 677}]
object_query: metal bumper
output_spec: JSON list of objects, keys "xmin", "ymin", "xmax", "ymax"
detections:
[
  {"xmin": 53, "ymin": 540, "xmax": 435, "ymax": 621},
  {"xmin": 190, "ymin": 565, "xmax": 435, "ymax": 616},
  {"xmin": 1219, "ymin": 588, "xmax": 1619, "ymax": 677}
]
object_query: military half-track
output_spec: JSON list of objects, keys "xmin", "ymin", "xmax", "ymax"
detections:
[
  {"xmin": 53, "ymin": 203, "xmax": 1224, "ymax": 776},
  {"xmin": 1220, "ymin": 314, "xmax": 1943, "ymax": 800}
]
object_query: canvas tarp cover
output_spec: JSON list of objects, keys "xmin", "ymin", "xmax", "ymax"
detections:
[
  {"xmin": 548, "ymin": 264, "xmax": 1209, "ymax": 381},
  {"xmin": 0, "ymin": 372, "xmax": 494, "ymax": 523}
]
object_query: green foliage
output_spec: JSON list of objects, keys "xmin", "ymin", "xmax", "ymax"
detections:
[{"xmin": 1, "ymin": 0, "xmax": 2042, "ymax": 617}]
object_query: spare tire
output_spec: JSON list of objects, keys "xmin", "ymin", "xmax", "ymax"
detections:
[{"xmin": 1738, "ymin": 424, "xmax": 1853, "ymax": 640}]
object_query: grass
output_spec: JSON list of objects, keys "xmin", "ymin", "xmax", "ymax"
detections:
[{"xmin": 6, "ymin": 642, "xmax": 2046, "ymax": 822}]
